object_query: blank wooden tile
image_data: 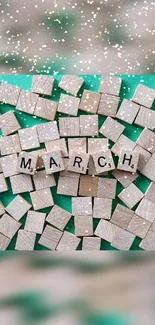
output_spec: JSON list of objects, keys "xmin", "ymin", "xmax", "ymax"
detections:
[
  {"xmin": 30, "ymin": 188, "xmax": 54, "ymax": 210},
  {"xmin": 0, "ymin": 153, "xmax": 18, "ymax": 177},
  {"xmin": 58, "ymin": 93, "xmax": 80, "ymax": 116},
  {"xmin": 0, "ymin": 233, "xmax": 11, "ymax": 250},
  {"xmin": 25, "ymin": 211, "xmax": 46, "ymax": 234},
  {"xmin": 15, "ymin": 230, "xmax": 36, "ymax": 251},
  {"xmin": 136, "ymin": 128, "xmax": 155, "ymax": 153},
  {"xmin": 133, "ymin": 145, "xmax": 151, "ymax": 171},
  {"xmin": 88, "ymin": 138, "xmax": 109, "ymax": 154},
  {"xmin": 132, "ymin": 84, "xmax": 155, "ymax": 108},
  {"xmin": 82, "ymin": 236, "xmax": 101, "ymax": 250},
  {"xmin": 99, "ymin": 75, "xmax": 122, "ymax": 96},
  {"xmin": 57, "ymin": 176, "xmax": 79, "ymax": 197},
  {"xmin": 34, "ymin": 97, "xmax": 57, "ymax": 121},
  {"xmin": 92, "ymin": 150, "xmax": 115, "ymax": 174},
  {"xmin": 59, "ymin": 117, "xmax": 80, "ymax": 137},
  {"xmin": 6, "ymin": 194, "xmax": 31, "ymax": 221},
  {"xmin": 0, "ymin": 111, "xmax": 21, "ymax": 136},
  {"xmin": 80, "ymin": 114, "xmax": 98, "ymax": 136},
  {"xmin": 37, "ymin": 121, "xmax": 60, "ymax": 143},
  {"xmin": 38, "ymin": 225, "xmax": 63, "ymax": 250},
  {"xmin": 127, "ymin": 214, "xmax": 151, "ymax": 239},
  {"xmin": 30, "ymin": 148, "xmax": 46, "ymax": 170},
  {"xmin": 0, "ymin": 213, "xmax": 21, "ymax": 239},
  {"xmin": 112, "ymin": 169, "xmax": 138, "ymax": 188},
  {"xmin": 99, "ymin": 117, "xmax": 125, "ymax": 143},
  {"xmin": 68, "ymin": 138, "xmax": 86, "ymax": 156},
  {"xmin": 79, "ymin": 175, "xmax": 98, "ymax": 197},
  {"xmin": 134, "ymin": 106, "xmax": 155, "ymax": 130},
  {"xmin": 111, "ymin": 228, "xmax": 135, "ymax": 250},
  {"xmin": 45, "ymin": 138, "xmax": 68, "ymax": 157},
  {"xmin": 17, "ymin": 151, "xmax": 38, "ymax": 175},
  {"xmin": 72, "ymin": 197, "xmax": 92, "ymax": 216},
  {"xmin": 18, "ymin": 127, "xmax": 39, "ymax": 150},
  {"xmin": 145, "ymin": 182, "xmax": 155, "ymax": 203},
  {"xmin": 58, "ymin": 75, "xmax": 84, "ymax": 96},
  {"xmin": 98, "ymin": 94, "xmax": 119, "ymax": 117},
  {"xmin": 141, "ymin": 157, "xmax": 155, "ymax": 181},
  {"xmin": 0, "ymin": 174, "xmax": 8, "ymax": 193},
  {"xmin": 117, "ymin": 150, "xmax": 139, "ymax": 173},
  {"xmin": 43, "ymin": 151, "xmax": 65, "ymax": 174},
  {"xmin": 111, "ymin": 203, "xmax": 134, "ymax": 229},
  {"xmin": 116, "ymin": 99, "xmax": 140, "ymax": 124},
  {"xmin": 0, "ymin": 82, "xmax": 21, "ymax": 106},
  {"xmin": 75, "ymin": 215, "xmax": 93, "ymax": 237},
  {"xmin": 93, "ymin": 197, "xmax": 112, "ymax": 219},
  {"xmin": 33, "ymin": 170, "xmax": 56, "ymax": 190},
  {"xmin": 0, "ymin": 201, "xmax": 5, "ymax": 216},
  {"xmin": 97, "ymin": 178, "xmax": 117, "ymax": 199},
  {"xmin": 56, "ymin": 231, "xmax": 81, "ymax": 251},
  {"xmin": 135, "ymin": 198, "xmax": 155, "ymax": 222},
  {"xmin": 139, "ymin": 231, "xmax": 155, "ymax": 250},
  {"xmin": 32, "ymin": 75, "xmax": 54, "ymax": 96},
  {"xmin": 94, "ymin": 219, "xmax": 119, "ymax": 242},
  {"xmin": 46, "ymin": 205, "xmax": 71, "ymax": 231},
  {"xmin": 1, "ymin": 134, "xmax": 21, "ymax": 155},
  {"xmin": 118, "ymin": 183, "xmax": 144, "ymax": 209},
  {"xmin": 79, "ymin": 90, "xmax": 101, "ymax": 114},
  {"xmin": 10, "ymin": 174, "xmax": 33, "ymax": 194},
  {"xmin": 67, "ymin": 151, "xmax": 89, "ymax": 174},
  {"xmin": 16, "ymin": 89, "xmax": 39, "ymax": 115},
  {"xmin": 111, "ymin": 134, "xmax": 136, "ymax": 156}
]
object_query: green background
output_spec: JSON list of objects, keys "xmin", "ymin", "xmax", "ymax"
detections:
[{"xmin": 0, "ymin": 74, "xmax": 154, "ymax": 250}]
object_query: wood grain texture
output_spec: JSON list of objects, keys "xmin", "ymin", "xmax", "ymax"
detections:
[
  {"xmin": 0, "ymin": 111, "xmax": 21, "ymax": 136},
  {"xmin": 6, "ymin": 194, "xmax": 31, "ymax": 221},
  {"xmin": 117, "ymin": 150, "xmax": 139, "ymax": 173},
  {"xmin": 97, "ymin": 178, "xmax": 117, "ymax": 199},
  {"xmin": 59, "ymin": 117, "xmax": 80, "ymax": 137},
  {"xmin": 38, "ymin": 224, "xmax": 63, "ymax": 250},
  {"xmin": 37, "ymin": 121, "xmax": 59, "ymax": 143},
  {"xmin": 98, "ymin": 94, "xmax": 119, "ymax": 117},
  {"xmin": 111, "ymin": 134, "xmax": 136, "ymax": 156},
  {"xmin": 112, "ymin": 169, "xmax": 138, "ymax": 188},
  {"xmin": 16, "ymin": 89, "xmax": 38, "ymax": 115},
  {"xmin": 79, "ymin": 90, "xmax": 101, "ymax": 114},
  {"xmin": 45, "ymin": 138, "xmax": 68, "ymax": 158},
  {"xmin": 116, "ymin": 99, "xmax": 140, "ymax": 124},
  {"xmin": 133, "ymin": 145, "xmax": 151, "ymax": 171},
  {"xmin": 82, "ymin": 236, "xmax": 101, "ymax": 250},
  {"xmin": 57, "ymin": 93, "xmax": 80, "ymax": 116},
  {"xmin": 92, "ymin": 150, "xmax": 115, "ymax": 174},
  {"xmin": 33, "ymin": 170, "xmax": 56, "ymax": 190},
  {"xmin": 30, "ymin": 188, "xmax": 54, "ymax": 210},
  {"xmin": 74, "ymin": 215, "xmax": 93, "ymax": 237},
  {"xmin": 0, "ymin": 213, "xmax": 21, "ymax": 239},
  {"xmin": 118, "ymin": 183, "xmax": 144, "ymax": 209},
  {"xmin": 127, "ymin": 214, "xmax": 151, "ymax": 239},
  {"xmin": 145, "ymin": 182, "xmax": 155, "ymax": 203},
  {"xmin": 57, "ymin": 176, "xmax": 79, "ymax": 196},
  {"xmin": 99, "ymin": 75, "xmax": 122, "ymax": 96},
  {"xmin": 134, "ymin": 106, "xmax": 155, "ymax": 130},
  {"xmin": 25, "ymin": 211, "xmax": 46, "ymax": 234},
  {"xmin": 43, "ymin": 151, "xmax": 65, "ymax": 174},
  {"xmin": 0, "ymin": 201, "xmax": 5, "ymax": 216},
  {"xmin": 18, "ymin": 127, "xmax": 40, "ymax": 150},
  {"xmin": 58, "ymin": 75, "xmax": 84, "ymax": 96},
  {"xmin": 32, "ymin": 75, "xmax": 54, "ymax": 96},
  {"xmin": 88, "ymin": 138, "xmax": 109, "ymax": 154},
  {"xmin": 0, "ymin": 173, "xmax": 8, "ymax": 193},
  {"xmin": 1, "ymin": 134, "xmax": 21, "ymax": 155},
  {"xmin": 139, "ymin": 231, "xmax": 155, "ymax": 250},
  {"xmin": 10, "ymin": 174, "xmax": 33, "ymax": 194},
  {"xmin": 135, "ymin": 198, "xmax": 155, "ymax": 222},
  {"xmin": 0, "ymin": 153, "xmax": 18, "ymax": 178},
  {"xmin": 141, "ymin": 157, "xmax": 155, "ymax": 181},
  {"xmin": 94, "ymin": 219, "xmax": 120, "ymax": 242},
  {"xmin": 136, "ymin": 128, "xmax": 155, "ymax": 153},
  {"xmin": 0, "ymin": 233, "xmax": 11, "ymax": 250},
  {"xmin": 15, "ymin": 229, "xmax": 36, "ymax": 251},
  {"xmin": 80, "ymin": 114, "xmax": 98, "ymax": 136},
  {"xmin": 46, "ymin": 205, "xmax": 71, "ymax": 231},
  {"xmin": 0, "ymin": 82, "xmax": 21, "ymax": 106},
  {"xmin": 132, "ymin": 84, "xmax": 155, "ymax": 108},
  {"xmin": 56, "ymin": 231, "xmax": 81, "ymax": 251},
  {"xmin": 111, "ymin": 228, "xmax": 135, "ymax": 251},
  {"xmin": 68, "ymin": 138, "xmax": 86, "ymax": 156},
  {"xmin": 72, "ymin": 197, "xmax": 92, "ymax": 216},
  {"xmin": 34, "ymin": 97, "xmax": 57, "ymax": 121},
  {"xmin": 99, "ymin": 117, "xmax": 125, "ymax": 143},
  {"xmin": 79, "ymin": 175, "xmax": 99, "ymax": 197},
  {"xmin": 93, "ymin": 197, "xmax": 112, "ymax": 220},
  {"xmin": 111, "ymin": 203, "xmax": 134, "ymax": 229},
  {"xmin": 67, "ymin": 152, "xmax": 89, "ymax": 174},
  {"xmin": 17, "ymin": 151, "xmax": 38, "ymax": 175}
]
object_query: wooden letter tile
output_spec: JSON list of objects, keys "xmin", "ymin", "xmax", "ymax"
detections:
[
  {"xmin": 58, "ymin": 93, "xmax": 80, "ymax": 116},
  {"xmin": 98, "ymin": 94, "xmax": 119, "ymax": 117},
  {"xmin": 0, "ymin": 82, "xmax": 21, "ymax": 106},
  {"xmin": 57, "ymin": 176, "xmax": 79, "ymax": 196},
  {"xmin": 111, "ymin": 203, "xmax": 134, "ymax": 229},
  {"xmin": 67, "ymin": 152, "xmax": 89, "ymax": 174},
  {"xmin": 0, "ymin": 213, "xmax": 21, "ymax": 239},
  {"xmin": 0, "ymin": 173, "xmax": 8, "ymax": 193},
  {"xmin": 117, "ymin": 150, "xmax": 139, "ymax": 173},
  {"xmin": 33, "ymin": 170, "xmax": 56, "ymax": 190},
  {"xmin": 79, "ymin": 175, "xmax": 99, "ymax": 197},
  {"xmin": 111, "ymin": 134, "xmax": 136, "ymax": 156},
  {"xmin": 45, "ymin": 138, "xmax": 68, "ymax": 158},
  {"xmin": 58, "ymin": 75, "xmax": 84, "ymax": 96},
  {"xmin": 112, "ymin": 169, "xmax": 138, "ymax": 188},
  {"xmin": 37, "ymin": 121, "xmax": 60, "ymax": 143},
  {"xmin": 82, "ymin": 236, "xmax": 101, "ymax": 250},
  {"xmin": 0, "ymin": 111, "xmax": 21, "ymax": 136},
  {"xmin": 38, "ymin": 225, "xmax": 63, "ymax": 250},
  {"xmin": 133, "ymin": 145, "xmax": 151, "ymax": 171},
  {"xmin": 135, "ymin": 198, "xmax": 155, "ymax": 222},
  {"xmin": 80, "ymin": 114, "xmax": 98, "ymax": 136},
  {"xmin": 141, "ymin": 157, "xmax": 155, "ymax": 181},
  {"xmin": 1, "ymin": 134, "xmax": 21, "ymax": 155},
  {"xmin": 88, "ymin": 138, "xmax": 109, "ymax": 154},
  {"xmin": 30, "ymin": 188, "xmax": 54, "ymax": 210},
  {"xmin": 59, "ymin": 117, "xmax": 80, "ymax": 137},
  {"xmin": 68, "ymin": 138, "xmax": 86, "ymax": 156},
  {"xmin": 72, "ymin": 197, "xmax": 92, "ymax": 216},
  {"xmin": 145, "ymin": 182, "xmax": 155, "ymax": 203},
  {"xmin": 134, "ymin": 106, "xmax": 155, "ymax": 130},
  {"xmin": 15, "ymin": 230, "xmax": 36, "ymax": 251},
  {"xmin": 139, "ymin": 231, "xmax": 155, "ymax": 250},
  {"xmin": 97, "ymin": 178, "xmax": 117, "ymax": 199},
  {"xmin": 17, "ymin": 151, "xmax": 38, "ymax": 175},
  {"xmin": 46, "ymin": 205, "xmax": 71, "ymax": 231},
  {"xmin": 99, "ymin": 75, "xmax": 122, "ymax": 96},
  {"xmin": 0, "ymin": 233, "xmax": 11, "ymax": 250},
  {"xmin": 111, "ymin": 228, "xmax": 135, "ymax": 250},
  {"xmin": 136, "ymin": 128, "xmax": 155, "ymax": 154},
  {"xmin": 94, "ymin": 219, "xmax": 119, "ymax": 242},
  {"xmin": 43, "ymin": 151, "xmax": 65, "ymax": 174},
  {"xmin": 34, "ymin": 97, "xmax": 57, "ymax": 121},
  {"xmin": 56, "ymin": 231, "xmax": 81, "ymax": 251},
  {"xmin": 118, "ymin": 183, "xmax": 144, "ymax": 209},
  {"xmin": 18, "ymin": 127, "xmax": 40, "ymax": 150},
  {"xmin": 132, "ymin": 84, "xmax": 155, "ymax": 108},
  {"xmin": 75, "ymin": 215, "xmax": 93, "ymax": 237},
  {"xmin": 116, "ymin": 99, "xmax": 140, "ymax": 124},
  {"xmin": 16, "ymin": 89, "xmax": 39, "ymax": 115},
  {"xmin": 127, "ymin": 214, "xmax": 151, "ymax": 239},
  {"xmin": 32, "ymin": 75, "xmax": 54, "ymax": 96},
  {"xmin": 79, "ymin": 90, "xmax": 101, "ymax": 114},
  {"xmin": 10, "ymin": 174, "xmax": 33, "ymax": 194},
  {"xmin": 25, "ymin": 211, "xmax": 46, "ymax": 234},
  {"xmin": 6, "ymin": 194, "xmax": 31, "ymax": 221},
  {"xmin": 93, "ymin": 197, "xmax": 112, "ymax": 220},
  {"xmin": 92, "ymin": 150, "xmax": 115, "ymax": 174},
  {"xmin": 0, "ymin": 154, "xmax": 18, "ymax": 178},
  {"xmin": 99, "ymin": 117, "xmax": 125, "ymax": 143}
]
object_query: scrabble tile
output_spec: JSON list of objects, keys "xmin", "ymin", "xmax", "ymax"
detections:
[
  {"xmin": 30, "ymin": 188, "xmax": 54, "ymax": 210},
  {"xmin": 1, "ymin": 134, "xmax": 21, "ymax": 155},
  {"xmin": 127, "ymin": 214, "xmax": 151, "ymax": 239},
  {"xmin": 136, "ymin": 128, "xmax": 155, "ymax": 153},
  {"xmin": 15, "ymin": 230, "xmax": 36, "ymax": 251},
  {"xmin": 0, "ymin": 82, "xmax": 21, "ymax": 106},
  {"xmin": 34, "ymin": 97, "xmax": 57, "ymax": 121},
  {"xmin": 98, "ymin": 94, "xmax": 119, "ymax": 117},
  {"xmin": 18, "ymin": 127, "xmax": 40, "ymax": 150},
  {"xmin": 133, "ymin": 145, "xmax": 151, "ymax": 171},
  {"xmin": 72, "ymin": 197, "xmax": 92, "ymax": 216},
  {"xmin": 67, "ymin": 151, "xmax": 89, "ymax": 174},
  {"xmin": 37, "ymin": 121, "xmax": 59, "ymax": 143},
  {"xmin": 145, "ymin": 182, "xmax": 155, "ymax": 203},
  {"xmin": 57, "ymin": 176, "xmax": 79, "ymax": 196},
  {"xmin": 58, "ymin": 93, "xmax": 80, "ymax": 116},
  {"xmin": 118, "ymin": 183, "xmax": 144, "ymax": 209},
  {"xmin": 74, "ymin": 215, "xmax": 93, "ymax": 237},
  {"xmin": 111, "ymin": 203, "xmax": 134, "ymax": 229},
  {"xmin": 99, "ymin": 75, "xmax": 122, "ymax": 96},
  {"xmin": 134, "ymin": 106, "xmax": 155, "ymax": 130},
  {"xmin": 141, "ymin": 157, "xmax": 155, "ymax": 181},
  {"xmin": 68, "ymin": 138, "xmax": 86, "ymax": 156},
  {"xmin": 46, "ymin": 205, "xmax": 71, "ymax": 231},
  {"xmin": 16, "ymin": 89, "xmax": 39, "ymax": 115},
  {"xmin": 59, "ymin": 117, "xmax": 80, "ymax": 137},
  {"xmin": 92, "ymin": 150, "xmax": 115, "ymax": 174},
  {"xmin": 97, "ymin": 178, "xmax": 117, "ymax": 199},
  {"xmin": 58, "ymin": 75, "xmax": 84, "ymax": 96},
  {"xmin": 135, "ymin": 198, "xmax": 155, "ymax": 222},
  {"xmin": 32, "ymin": 75, "xmax": 54, "ymax": 96},
  {"xmin": 0, "ymin": 174, "xmax": 8, "ymax": 193},
  {"xmin": 0, "ymin": 153, "xmax": 18, "ymax": 177},
  {"xmin": 10, "ymin": 174, "xmax": 33, "ymax": 194},
  {"xmin": 111, "ymin": 228, "xmax": 135, "ymax": 250},
  {"xmin": 43, "ymin": 151, "xmax": 65, "ymax": 174},
  {"xmin": 82, "ymin": 236, "xmax": 101, "ymax": 250},
  {"xmin": 6, "ymin": 195, "xmax": 31, "ymax": 221},
  {"xmin": 30, "ymin": 148, "xmax": 46, "ymax": 170},
  {"xmin": 56, "ymin": 231, "xmax": 81, "ymax": 251},
  {"xmin": 38, "ymin": 225, "xmax": 63, "ymax": 250},
  {"xmin": 88, "ymin": 138, "xmax": 109, "ymax": 154},
  {"xmin": 0, "ymin": 111, "xmax": 21, "ymax": 136},
  {"xmin": 25, "ymin": 211, "xmax": 46, "ymax": 234},
  {"xmin": 0, "ymin": 201, "xmax": 5, "ymax": 216},
  {"xmin": 94, "ymin": 219, "xmax": 119, "ymax": 242},
  {"xmin": 33, "ymin": 170, "xmax": 56, "ymax": 190},
  {"xmin": 99, "ymin": 117, "xmax": 125, "ymax": 143},
  {"xmin": 45, "ymin": 138, "xmax": 68, "ymax": 157},
  {"xmin": 117, "ymin": 150, "xmax": 139, "ymax": 173},
  {"xmin": 79, "ymin": 90, "xmax": 101, "ymax": 114},
  {"xmin": 0, "ymin": 213, "xmax": 21, "ymax": 239},
  {"xmin": 132, "ymin": 84, "xmax": 155, "ymax": 108},
  {"xmin": 111, "ymin": 134, "xmax": 136, "ymax": 156},
  {"xmin": 139, "ymin": 231, "xmax": 155, "ymax": 250},
  {"xmin": 0, "ymin": 233, "xmax": 11, "ymax": 250},
  {"xmin": 116, "ymin": 99, "xmax": 140, "ymax": 124},
  {"xmin": 80, "ymin": 114, "xmax": 98, "ymax": 136},
  {"xmin": 112, "ymin": 169, "xmax": 138, "ymax": 188},
  {"xmin": 17, "ymin": 151, "xmax": 38, "ymax": 175},
  {"xmin": 93, "ymin": 197, "xmax": 112, "ymax": 220},
  {"xmin": 79, "ymin": 175, "xmax": 99, "ymax": 197}
]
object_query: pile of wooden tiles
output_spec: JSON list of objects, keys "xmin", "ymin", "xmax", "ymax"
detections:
[{"xmin": 0, "ymin": 75, "xmax": 155, "ymax": 250}]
